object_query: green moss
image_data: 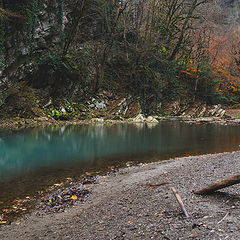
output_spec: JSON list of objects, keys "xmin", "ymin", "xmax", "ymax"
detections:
[{"xmin": 44, "ymin": 101, "xmax": 83, "ymax": 121}]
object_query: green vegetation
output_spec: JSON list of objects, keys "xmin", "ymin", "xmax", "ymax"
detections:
[{"xmin": 0, "ymin": 0, "xmax": 239, "ymax": 118}]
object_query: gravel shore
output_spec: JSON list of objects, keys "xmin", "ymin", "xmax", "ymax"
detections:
[{"xmin": 0, "ymin": 151, "xmax": 240, "ymax": 240}]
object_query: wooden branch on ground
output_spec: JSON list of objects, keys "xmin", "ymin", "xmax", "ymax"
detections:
[
  {"xmin": 146, "ymin": 182, "xmax": 170, "ymax": 187},
  {"xmin": 170, "ymin": 187, "xmax": 190, "ymax": 218},
  {"xmin": 194, "ymin": 175, "xmax": 240, "ymax": 195}
]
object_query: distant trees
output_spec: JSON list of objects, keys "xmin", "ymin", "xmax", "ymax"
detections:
[
  {"xmin": 202, "ymin": 0, "xmax": 240, "ymax": 103},
  {"xmin": 37, "ymin": 0, "xmax": 221, "ymax": 106},
  {"xmin": 1, "ymin": 0, "xmax": 239, "ymax": 110},
  {"xmin": 90, "ymin": 0, "xmax": 214, "ymax": 107}
]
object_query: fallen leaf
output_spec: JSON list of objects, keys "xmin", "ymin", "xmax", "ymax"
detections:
[
  {"xmin": 70, "ymin": 195, "xmax": 78, "ymax": 200},
  {"xmin": 2, "ymin": 209, "xmax": 11, "ymax": 212},
  {"xmin": 128, "ymin": 220, "xmax": 133, "ymax": 225},
  {"xmin": 154, "ymin": 211, "xmax": 165, "ymax": 216},
  {"xmin": 0, "ymin": 221, "xmax": 7, "ymax": 224}
]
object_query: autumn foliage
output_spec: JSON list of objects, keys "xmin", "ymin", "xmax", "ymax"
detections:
[{"xmin": 208, "ymin": 32, "xmax": 240, "ymax": 102}]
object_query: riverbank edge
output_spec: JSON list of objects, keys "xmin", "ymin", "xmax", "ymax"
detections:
[
  {"xmin": 1, "ymin": 115, "xmax": 240, "ymax": 130},
  {"xmin": 0, "ymin": 150, "xmax": 239, "ymax": 239}
]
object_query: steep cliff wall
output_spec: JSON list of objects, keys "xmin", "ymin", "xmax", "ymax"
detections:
[{"xmin": 0, "ymin": 1, "xmax": 67, "ymax": 82}]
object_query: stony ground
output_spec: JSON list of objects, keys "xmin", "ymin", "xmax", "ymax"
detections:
[{"xmin": 0, "ymin": 151, "xmax": 240, "ymax": 240}]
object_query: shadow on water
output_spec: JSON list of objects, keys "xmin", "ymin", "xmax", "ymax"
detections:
[{"xmin": 0, "ymin": 121, "xmax": 240, "ymax": 213}]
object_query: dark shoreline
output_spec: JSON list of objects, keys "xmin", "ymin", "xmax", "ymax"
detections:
[{"xmin": 0, "ymin": 115, "xmax": 240, "ymax": 131}]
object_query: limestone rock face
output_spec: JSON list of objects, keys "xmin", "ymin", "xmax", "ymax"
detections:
[
  {"xmin": 163, "ymin": 100, "xmax": 181, "ymax": 116},
  {"xmin": 180, "ymin": 103, "xmax": 226, "ymax": 118},
  {"xmin": 89, "ymin": 98, "xmax": 107, "ymax": 111},
  {"xmin": 107, "ymin": 96, "xmax": 141, "ymax": 118},
  {"xmin": 0, "ymin": 1, "xmax": 71, "ymax": 84}
]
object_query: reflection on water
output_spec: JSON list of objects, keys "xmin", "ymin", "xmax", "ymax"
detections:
[
  {"xmin": 1, "ymin": 122, "xmax": 240, "ymax": 179},
  {"xmin": 0, "ymin": 121, "xmax": 240, "ymax": 202}
]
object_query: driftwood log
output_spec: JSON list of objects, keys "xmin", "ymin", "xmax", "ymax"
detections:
[{"xmin": 194, "ymin": 175, "xmax": 240, "ymax": 195}]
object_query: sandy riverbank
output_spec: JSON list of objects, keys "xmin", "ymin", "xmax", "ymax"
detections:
[{"xmin": 0, "ymin": 151, "xmax": 239, "ymax": 239}]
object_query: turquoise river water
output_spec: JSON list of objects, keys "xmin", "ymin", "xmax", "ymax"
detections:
[{"xmin": 0, "ymin": 121, "xmax": 240, "ymax": 206}]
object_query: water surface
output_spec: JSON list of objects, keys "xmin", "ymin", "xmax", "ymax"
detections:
[{"xmin": 0, "ymin": 121, "xmax": 240, "ymax": 204}]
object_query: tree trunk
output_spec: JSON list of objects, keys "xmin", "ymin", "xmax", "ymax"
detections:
[{"xmin": 194, "ymin": 175, "xmax": 240, "ymax": 195}]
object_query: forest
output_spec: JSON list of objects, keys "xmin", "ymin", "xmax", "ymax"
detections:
[{"xmin": 0, "ymin": 0, "xmax": 239, "ymax": 119}]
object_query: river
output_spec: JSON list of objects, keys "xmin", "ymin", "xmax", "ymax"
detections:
[{"xmin": 0, "ymin": 121, "xmax": 240, "ymax": 210}]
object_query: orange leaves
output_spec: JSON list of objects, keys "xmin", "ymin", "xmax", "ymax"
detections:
[
  {"xmin": 181, "ymin": 64, "xmax": 199, "ymax": 77},
  {"xmin": 70, "ymin": 195, "xmax": 78, "ymax": 200},
  {"xmin": 182, "ymin": 70, "xmax": 193, "ymax": 76},
  {"xmin": 230, "ymin": 86, "xmax": 238, "ymax": 93},
  {"xmin": 207, "ymin": 33, "xmax": 240, "ymax": 97},
  {"xmin": 1, "ymin": 209, "xmax": 11, "ymax": 213},
  {"xmin": 187, "ymin": 64, "xmax": 198, "ymax": 73}
]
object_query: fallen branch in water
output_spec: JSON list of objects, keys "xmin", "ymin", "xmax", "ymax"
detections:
[
  {"xmin": 194, "ymin": 175, "xmax": 240, "ymax": 195},
  {"xmin": 171, "ymin": 187, "xmax": 190, "ymax": 218}
]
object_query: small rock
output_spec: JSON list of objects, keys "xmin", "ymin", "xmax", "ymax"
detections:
[
  {"xmin": 95, "ymin": 101, "xmax": 106, "ymax": 110},
  {"xmin": 217, "ymin": 109, "xmax": 226, "ymax": 118},
  {"xmin": 146, "ymin": 116, "xmax": 158, "ymax": 123},
  {"xmin": 91, "ymin": 118, "xmax": 104, "ymax": 123},
  {"xmin": 60, "ymin": 106, "xmax": 66, "ymax": 113},
  {"xmin": 133, "ymin": 114, "xmax": 145, "ymax": 122}
]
